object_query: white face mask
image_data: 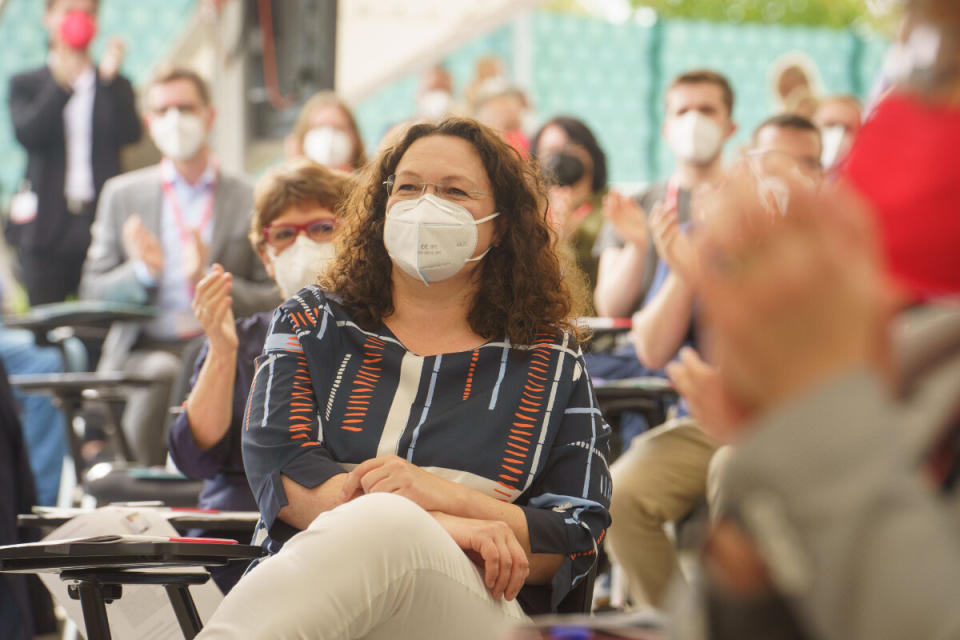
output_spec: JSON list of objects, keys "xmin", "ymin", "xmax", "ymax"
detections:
[
  {"xmin": 149, "ymin": 109, "xmax": 207, "ymax": 161},
  {"xmin": 667, "ymin": 111, "xmax": 726, "ymax": 165},
  {"xmin": 418, "ymin": 89, "xmax": 453, "ymax": 120},
  {"xmin": 820, "ymin": 125, "xmax": 850, "ymax": 169},
  {"xmin": 270, "ymin": 235, "xmax": 336, "ymax": 298},
  {"xmin": 384, "ymin": 193, "xmax": 499, "ymax": 286},
  {"xmin": 303, "ymin": 126, "xmax": 354, "ymax": 168}
]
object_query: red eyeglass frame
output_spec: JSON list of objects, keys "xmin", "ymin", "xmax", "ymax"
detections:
[{"xmin": 261, "ymin": 217, "xmax": 339, "ymax": 248}]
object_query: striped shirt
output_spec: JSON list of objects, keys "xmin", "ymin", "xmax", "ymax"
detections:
[{"xmin": 242, "ymin": 286, "xmax": 612, "ymax": 612}]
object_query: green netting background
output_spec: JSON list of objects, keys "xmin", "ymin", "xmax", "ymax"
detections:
[
  {"xmin": 0, "ymin": 6, "xmax": 888, "ymax": 198},
  {"xmin": 0, "ymin": 0, "xmax": 197, "ymax": 198},
  {"xmin": 354, "ymin": 11, "xmax": 889, "ymax": 185}
]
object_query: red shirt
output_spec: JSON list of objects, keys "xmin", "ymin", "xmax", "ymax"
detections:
[{"xmin": 842, "ymin": 93, "xmax": 960, "ymax": 301}]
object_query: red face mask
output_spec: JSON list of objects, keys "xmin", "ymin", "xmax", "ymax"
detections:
[
  {"xmin": 841, "ymin": 92, "xmax": 960, "ymax": 301},
  {"xmin": 59, "ymin": 10, "xmax": 97, "ymax": 50}
]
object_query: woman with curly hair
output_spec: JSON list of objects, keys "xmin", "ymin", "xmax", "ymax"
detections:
[{"xmin": 198, "ymin": 119, "xmax": 611, "ymax": 639}]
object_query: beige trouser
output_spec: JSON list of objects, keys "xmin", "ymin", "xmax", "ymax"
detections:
[
  {"xmin": 606, "ymin": 417, "xmax": 718, "ymax": 607},
  {"xmin": 197, "ymin": 493, "xmax": 528, "ymax": 640}
]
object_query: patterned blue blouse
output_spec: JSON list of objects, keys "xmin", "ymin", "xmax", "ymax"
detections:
[{"xmin": 242, "ymin": 286, "xmax": 612, "ymax": 613}]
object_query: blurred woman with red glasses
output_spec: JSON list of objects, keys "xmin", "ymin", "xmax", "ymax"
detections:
[{"xmin": 166, "ymin": 160, "xmax": 352, "ymax": 594}]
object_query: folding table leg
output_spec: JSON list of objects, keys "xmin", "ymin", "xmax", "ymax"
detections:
[
  {"xmin": 68, "ymin": 581, "xmax": 113, "ymax": 640},
  {"xmin": 165, "ymin": 584, "xmax": 204, "ymax": 639}
]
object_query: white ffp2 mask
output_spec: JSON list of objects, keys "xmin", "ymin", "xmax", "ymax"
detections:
[
  {"xmin": 303, "ymin": 126, "xmax": 354, "ymax": 168},
  {"xmin": 149, "ymin": 109, "xmax": 207, "ymax": 161},
  {"xmin": 667, "ymin": 111, "xmax": 726, "ymax": 165},
  {"xmin": 384, "ymin": 193, "xmax": 499, "ymax": 285},
  {"xmin": 270, "ymin": 235, "xmax": 336, "ymax": 298}
]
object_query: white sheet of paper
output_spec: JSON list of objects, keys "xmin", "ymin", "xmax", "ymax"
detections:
[{"xmin": 40, "ymin": 507, "xmax": 224, "ymax": 640}]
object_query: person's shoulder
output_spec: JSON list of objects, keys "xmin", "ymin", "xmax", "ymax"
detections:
[
  {"xmin": 217, "ymin": 170, "xmax": 255, "ymax": 195},
  {"xmin": 514, "ymin": 328, "xmax": 585, "ymax": 356},
  {"xmin": 278, "ymin": 286, "xmax": 345, "ymax": 316},
  {"xmin": 237, "ymin": 310, "xmax": 275, "ymax": 337},
  {"xmin": 104, "ymin": 165, "xmax": 163, "ymax": 193},
  {"xmin": 9, "ymin": 66, "xmax": 50, "ymax": 88}
]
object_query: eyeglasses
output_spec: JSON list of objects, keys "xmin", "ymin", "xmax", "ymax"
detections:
[
  {"xmin": 262, "ymin": 217, "xmax": 338, "ymax": 249},
  {"xmin": 745, "ymin": 149, "xmax": 822, "ymax": 180},
  {"xmin": 383, "ymin": 174, "xmax": 490, "ymax": 203}
]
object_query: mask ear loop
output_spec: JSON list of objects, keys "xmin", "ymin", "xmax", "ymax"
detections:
[{"xmin": 463, "ymin": 211, "xmax": 502, "ymax": 263}]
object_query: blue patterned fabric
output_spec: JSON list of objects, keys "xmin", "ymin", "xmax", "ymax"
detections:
[{"xmin": 242, "ymin": 286, "xmax": 612, "ymax": 613}]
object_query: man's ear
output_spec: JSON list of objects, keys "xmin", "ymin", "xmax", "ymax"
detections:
[{"xmin": 726, "ymin": 121, "xmax": 738, "ymax": 140}]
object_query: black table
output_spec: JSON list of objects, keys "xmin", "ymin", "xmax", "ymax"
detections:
[
  {"xmin": 0, "ymin": 536, "xmax": 263, "ymax": 639},
  {"xmin": 18, "ymin": 511, "xmax": 261, "ymax": 535},
  {"xmin": 9, "ymin": 372, "xmax": 162, "ymax": 484}
]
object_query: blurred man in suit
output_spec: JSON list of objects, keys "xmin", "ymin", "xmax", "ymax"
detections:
[
  {"xmin": 7, "ymin": 0, "xmax": 141, "ymax": 305},
  {"xmin": 80, "ymin": 67, "xmax": 280, "ymax": 465}
]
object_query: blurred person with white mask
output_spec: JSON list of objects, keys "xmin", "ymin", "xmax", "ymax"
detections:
[
  {"xmin": 167, "ymin": 160, "xmax": 351, "ymax": 594},
  {"xmin": 593, "ymin": 69, "xmax": 736, "ymax": 319},
  {"xmin": 813, "ymin": 94, "xmax": 863, "ymax": 169},
  {"xmin": 7, "ymin": 0, "xmax": 141, "ymax": 305},
  {"xmin": 79, "ymin": 67, "xmax": 279, "ymax": 466},
  {"xmin": 284, "ymin": 92, "xmax": 367, "ymax": 173},
  {"xmin": 416, "ymin": 65, "xmax": 458, "ymax": 121},
  {"xmin": 586, "ymin": 71, "xmax": 736, "ymax": 444}
]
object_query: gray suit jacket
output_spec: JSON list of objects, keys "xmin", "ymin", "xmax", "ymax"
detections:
[
  {"xmin": 79, "ymin": 164, "xmax": 281, "ymax": 318},
  {"xmin": 708, "ymin": 305, "xmax": 960, "ymax": 640}
]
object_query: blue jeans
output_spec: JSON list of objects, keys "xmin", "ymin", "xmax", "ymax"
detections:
[{"xmin": 0, "ymin": 329, "xmax": 67, "ymax": 506}]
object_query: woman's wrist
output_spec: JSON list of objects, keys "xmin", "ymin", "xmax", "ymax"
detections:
[{"xmin": 206, "ymin": 343, "xmax": 238, "ymax": 366}]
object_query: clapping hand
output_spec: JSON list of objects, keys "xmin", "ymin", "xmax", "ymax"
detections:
[
  {"xmin": 649, "ymin": 201, "xmax": 696, "ymax": 282},
  {"xmin": 192, "ymin": 264, "xmax": 237, "ymax": 356},
  {"xmin": 184, "ymin": 229, "xmax": 210, "ymax": 288},
  {"xmin": 666, "ymin": 347, "xmax": 748, "ymax": 443},
  {"xmin": 98, "ymin": 37, "xmax": 126, "ymax": 82},
  {"xmin": 692, "ymin": 168, "xmax": 894, "ymax": 417},
  {"xmin": 602, "ymin": 190, "xmax": 649, "ymax": 249},
  {"xmin": 122, "ymin": 215, "xmax": 164, "ymax": 278}
]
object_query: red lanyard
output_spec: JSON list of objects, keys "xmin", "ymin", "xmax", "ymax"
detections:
[
  {"xmin": 664, "ymin": 177, "xmax": 680, "ymax": 211},
  {"xmin": 161, "ymin": 173, "xmax": 216, "ymax": 296},
  {"xmin": 161, "ymin": 177, "xmax": 216, "ymax": 249}
]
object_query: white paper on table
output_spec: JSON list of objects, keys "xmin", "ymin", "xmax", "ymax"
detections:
[{"xmin": 40, "ymin": 507, "xmax": 224, "ymax": 640}]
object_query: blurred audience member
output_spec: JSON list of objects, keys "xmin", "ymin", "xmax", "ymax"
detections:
[
  {"xmin": 168, "ymin": 161, "xmax": 351, "ymax": 593},
  {"xmin": 464, "ymin": 55, "xmax": 508, "ymax": 111},
  {"xmin": 672, "ymin": 2, "xmax": 960, "ymax": 638},
  {"xmin": 80, "ymin": 67, "xmax": 279, "ymax": 466},
  {"xmin": 416, "ymin": 65, "xmax": 458, "ymax": 121},
  {"xmin": 285, "ymin": 92, "xmax": 367, "ymax": 172},
  {"xmin": 770, "ymin": 52, "xmax": 822, "ymax": 118},
  {"xmin": 814, "ymin": 94, "xmax": 863, "ymax": 169},
  {"xmin": 606, "ymin": 114, "xmax": 823, "ymax": 610},
  {"xmin": 7, "ymin": 0, "xmax": 140, "ymax": 305},
  {"xmin": 594, "ymin": 69, "xmax": 736, "ymax": 319},
  {"xmin": 0, "ymin": 328, "xmax": 67, "ymax": 507},
  {"xmin": 0, "ymin": 359, "xmax": 56, "ymax": 640},
  {"xmin": 472, "ymin": 80, "xmax": 531, "ymax": 157},
  {"xmin": 532, "ymin": 116, "xmax": 609, "ymax": 299}
]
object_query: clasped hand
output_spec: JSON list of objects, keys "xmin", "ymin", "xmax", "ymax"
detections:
[{"xmin": 341, "ymin": 455, "xmax": 529, "ymax": 600}]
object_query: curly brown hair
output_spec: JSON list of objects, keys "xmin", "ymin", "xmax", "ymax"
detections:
[{"xmin": 320, "ymin": 118, "xmax": 589, "ymax": 345}]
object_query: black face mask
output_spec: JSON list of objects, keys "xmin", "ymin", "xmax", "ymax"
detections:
[{"xmin": 543, "ymin": 152, "xmax": 585, "ymax": 188}]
